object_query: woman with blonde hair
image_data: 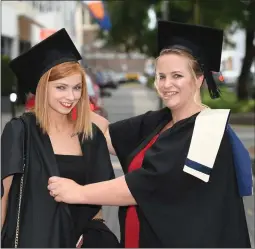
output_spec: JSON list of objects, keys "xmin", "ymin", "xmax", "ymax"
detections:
[
  {"xmin": 1, "ymin": 29, "xmax": 119, "ymax": 248},
  {"xmin": 48, "ymin": 22, "xmax": 252, "ymax": 247}
]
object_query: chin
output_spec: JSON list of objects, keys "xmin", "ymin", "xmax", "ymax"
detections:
[
  {"xmin": 163, "ymin": 99, "xmax": 180, "ymax": 110},
  {"xmin": 61, "ymin": 109, "xmax": 72, "ymax": 115},
  {"xmin": 54, "ymin": 108, "xmax": 72, "ymax": 115}
]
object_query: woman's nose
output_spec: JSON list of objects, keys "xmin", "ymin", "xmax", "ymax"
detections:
[
  {"xmin": 66, "ymin": 90, "xmax": 75, "ymax": 100},
  {"xmin": 163, "ymin": 77, "xmax": 174, "ymax": 88}
]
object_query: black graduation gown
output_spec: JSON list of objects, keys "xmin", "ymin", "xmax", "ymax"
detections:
[
  {"xmin": 109, "ymin": 107, "xmax": 251, "ymax": 248},
  {"xmin": 1, "ymin": 113, "xmax": 120, "ymax": 248}
]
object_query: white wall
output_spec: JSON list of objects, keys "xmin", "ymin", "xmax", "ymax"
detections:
[
  {"xmin": 223, "ymin": 25, "xmax": 255, "ymax": 73},
  {"xmin": 30, "ymin": 12, "xmax": 62, "ymax": 46},
  {"xmin": 1, "ymin": 3, "xmax": 19, "ymax": 59},
  {"xmin": 1, "ymin": 3, "xmax": 18, "ymax": 38},
  {"xmin": 2, "ymin": 1, "xmax": 83, "ymax": 56},
  {"xmin": 74, "ymin": 3, "xmax": 84, "ymax": 53},
  {"xmin": 226, "ymin": 28, "xmax": 246, "ymax": 56},
  {"xmin": 30, "ymin": 2, "xmax": 81, "ymax": 52}
]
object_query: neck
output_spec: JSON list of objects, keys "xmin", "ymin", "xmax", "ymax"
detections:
[
  {"xmin": 170, "ymin": 103, "xmax": 204, "ymax": 124},
  {"xmin": 48, "ymin": 109, "xmax": 71, "ymax": 132}
]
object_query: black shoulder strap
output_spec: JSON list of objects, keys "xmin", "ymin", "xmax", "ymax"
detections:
[
  {"xmin": 12, "ymin": 114, "xmax": 30, "ymax": 248},
  {"xmin": 18, "ymin": 114, "xmax": 30, "ymax": 183}
]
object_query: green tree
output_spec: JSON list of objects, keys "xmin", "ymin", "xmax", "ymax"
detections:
[
  {"xmin": 1, "ymin": 55, "xmax": 16, "ymax": 96},
  {"xmin": 102, "ymin": 0, "xmax": 195, "ymax": 56},
  {"xmin": 193, "ymin": 0, "xmax": 255, "ymax": 100},
  {"xmin": 101, "ymin": 0, "xmax": 152, "ymax": 53},
  {"xmin": 103, "ymin": 0, "xmax": 254, "ymax": 100}
]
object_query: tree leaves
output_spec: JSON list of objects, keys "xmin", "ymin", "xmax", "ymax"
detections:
[{"xmin": 102, "ymin": 0, "xmax": 254, "ymax": 57}]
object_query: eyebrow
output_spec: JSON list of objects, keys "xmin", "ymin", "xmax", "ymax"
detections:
[
  {"xmin": 171, "ymin": 71, "xmax": 182, "ymax": 74},
  {"xmin": 54, "ymin": 83, "xmax": 82, "ymax": 87},
  {"xmin": 158, "ymin": 71, "xmax": 182, "ymax": 74}
]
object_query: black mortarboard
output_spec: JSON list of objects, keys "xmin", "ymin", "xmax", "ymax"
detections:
[
  {"xmin": 9, "ymin": 28, "xmax": 82, "ymax": 94},
  {"xmin": 157, "ymin": 20, "xmax": 224, "ymax": 99}
]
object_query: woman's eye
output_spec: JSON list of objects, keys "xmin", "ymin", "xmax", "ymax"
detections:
[
  {"xmin": 159, "ymin": 75, "xmax": 165, "ymax": 80},
  {"xmin": 173, "ymin": 74, "xmax": 182, "ymax": 79},
  {"xmin": 56, "ymin": 86, "xmax": 65, "ymax": 90},
  {"xmin": 74, "ymin": 86, "xmax": 82, "ymax": 91}
]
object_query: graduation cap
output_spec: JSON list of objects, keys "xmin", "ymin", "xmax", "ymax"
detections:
[
  {"xmin": 157, "ymin": 20, "xmax": 224, "ymax": 99},
  {"xmin": 9, "ymin": 28, "xmax": 82, "ymax": 94}
]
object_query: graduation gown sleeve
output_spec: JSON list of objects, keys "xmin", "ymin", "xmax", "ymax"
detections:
[
  {"xmin": 1, "ymin": 119, "xmax": 24, "ymax": 197},
  {"xmin": 124, "ymin": 130, "xmax": 250, "ymax": 247},
  {"xmin": 108, "ymin": 112, "xmax": 151, "ymax": 167},
  {"xmin": 81, "ymin": 125, "xmax": 120, "ymax": 248},
  {"xmin": 109, "ymin": 108, "xmax": 171, "ymax": 172},
  {"xmin": 88, "ymin": 124, "xmax": 115, "ymax": 183}
]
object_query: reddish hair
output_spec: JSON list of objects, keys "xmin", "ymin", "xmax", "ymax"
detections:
[{"xmin": 33, "ymin": 61, "xmax": 92, "ymax": 139}]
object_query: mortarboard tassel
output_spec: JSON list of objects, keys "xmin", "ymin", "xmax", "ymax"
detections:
[{"xmin": 203, "ymin": 66, "xmax": 221, "ymax": 99}]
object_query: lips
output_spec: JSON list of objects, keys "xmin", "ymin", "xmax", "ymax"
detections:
[
  {"xmin": 162, "ymin": 91, "xmax": 178, "ymax": 99},
  {"xmin": 60, "ymin": 102, "xmax": 73, "ymax": 109}
]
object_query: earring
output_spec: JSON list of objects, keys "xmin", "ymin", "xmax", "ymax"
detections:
[{"xmin": 72, "ymin": 107, "xmax": 77, "ymax": 121}]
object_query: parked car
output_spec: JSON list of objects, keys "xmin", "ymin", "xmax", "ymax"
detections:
[
  {"xmin": 85, "ymin": 74, "xmax": 108, "ymax": 118},
  {"xmin": 125, "ymin": 72, "xmax": 139, "ymax": 82},
  {"xmin": 87, "ymin": 70, "xmax": 112, "ymax": 98},
  {"xmin": 100, "ymin": 70, "xmax": 118, "ymax": 89},
  {"xmin": 115, "ymin": 72, "xmax": 127, "ymax": 84}
]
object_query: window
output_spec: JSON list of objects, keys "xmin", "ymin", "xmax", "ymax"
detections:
[
  {"xmin": 1, "ymin": 36, "xmax": 13, "ymax": 57},
  {"xmin": 19, "ymin": 40, "xmax": 31, "ymax": 54},
  {"xmin": 31, "ymin": 1, "xmax": 56, "ymax": 13}
]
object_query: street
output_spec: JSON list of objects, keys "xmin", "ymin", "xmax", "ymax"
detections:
[
  {"xmin": 101, "ymin": 84, "xmax": 255, "ymax": 245},
  {"xmin": 1, "ymin": 84, "xmax": 254, "ymax": 245}
]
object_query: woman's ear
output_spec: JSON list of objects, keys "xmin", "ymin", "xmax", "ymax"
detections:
[{"xmin": 196, "ymin": 75, "xmax": 204, "ymax": 89}]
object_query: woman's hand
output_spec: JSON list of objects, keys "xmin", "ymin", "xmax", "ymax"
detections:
[
  {"xmin": 48, "ymin": 176, "xmax": 136, "ymax": 206},
  {"xmin": 48, "ymin": 176, "xmax": 85, "ymax": 204}
]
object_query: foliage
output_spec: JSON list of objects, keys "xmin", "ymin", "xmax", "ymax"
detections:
[
  {"xmin": 103, "ymin": 0, "xmax": 254, "ymax": 55},
  {"xmin": 202, "ymin": 86, "xmax": 255, "ymax": 113},
  {"xmin": 1, "ymin": 55, "xmax": 16, "ymax": 96},
  {"xmin": 102, "ymin": 0, "xmax": 254, "ymax": 100},
  {"xmin": 100, "ymin": 0, "xmax": 152, "ymax": 54},
  {"xmin": 147, "ymin": 76, "xmax": 155, "ymax": 89}
]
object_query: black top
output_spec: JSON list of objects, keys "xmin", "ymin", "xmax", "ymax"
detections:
[
  {"xmin": 109, "ymin": 108, "xmax": 251, "ymax": 248},
  {"xmin": 1, "ymin": 113, "xmax": 119, "ymax": 248},
  {"xmin": 55, "ymin": 154, "xmax": 87, "ymax": 240}
]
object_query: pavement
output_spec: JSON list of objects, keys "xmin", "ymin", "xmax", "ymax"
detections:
[
  {"xmin": 229, "ymin": 113, "xmax": 255, "ymax": 126},
  {"xmin": 1, "ymin": 84, "xmax": 254, "ymax": 245}
]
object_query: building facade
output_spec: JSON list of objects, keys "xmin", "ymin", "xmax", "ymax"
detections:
[
  {"xmin": 2, "ymin": 1, "xmax": 148, "ymax": 74},
  {"xmin": 1, "ymin": 1, "xmax": 91, "ymax": 59}
]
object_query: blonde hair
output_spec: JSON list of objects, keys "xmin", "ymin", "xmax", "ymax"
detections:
[
  {"xmin": 154, "ymin": 48, "xmax": 209, "ymax": 109},
  {"xmin": 33, "ymin": 61, "xmax": 93, "ymax": 140}
]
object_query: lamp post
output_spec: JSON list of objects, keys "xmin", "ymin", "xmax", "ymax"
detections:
[
  {"xmin": 9, "ymin": 92, "xmax": 17, "ymax": 118},
  {"xmin": 158, "ymin": 0, "xmax": 170, "ymax": 109}
]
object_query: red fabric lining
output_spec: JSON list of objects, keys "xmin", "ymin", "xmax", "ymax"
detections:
[
  {"xmin": 125, "ymin": 134, "xmax": 159, "ymax": 248},
  {"xmin": 25, "ymin": 96, "xmax": 35, "ymax": 110}
]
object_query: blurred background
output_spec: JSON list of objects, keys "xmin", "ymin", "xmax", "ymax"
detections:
[{"xmin": 1, "ymin": 0, "xmax": 254, "ymax": 245}]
